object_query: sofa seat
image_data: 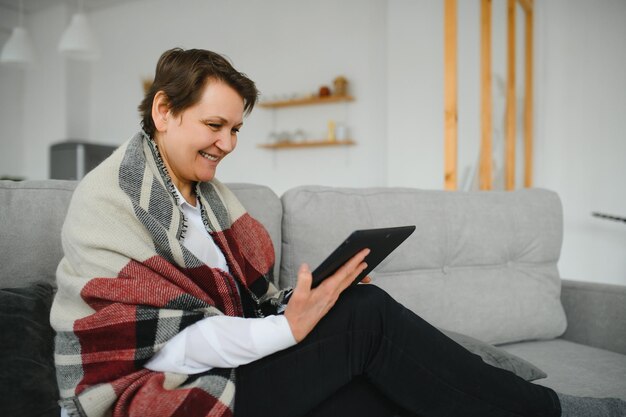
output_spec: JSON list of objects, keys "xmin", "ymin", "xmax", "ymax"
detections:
[{"xmin": 501, "ymin": 339, "xmax": 626, "ymax": 399}]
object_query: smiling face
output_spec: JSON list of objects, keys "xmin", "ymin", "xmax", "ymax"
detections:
[{"xmin": 152, "ymin": 79, "xmax": 244, "ymax": 203}]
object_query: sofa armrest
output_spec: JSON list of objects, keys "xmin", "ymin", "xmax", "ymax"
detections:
[{"xmin": 560, "ymin": 279, "xmax": 626, "ymax": 355}]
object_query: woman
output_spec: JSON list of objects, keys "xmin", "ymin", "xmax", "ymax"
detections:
[{"xmin": 51, "ymin": 48, "xmax": 624, "ymax": 417}]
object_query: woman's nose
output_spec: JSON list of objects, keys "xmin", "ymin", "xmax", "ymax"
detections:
[{"xmin": 216, "ymin": 135, "xmax": 235, "ymax": 153}]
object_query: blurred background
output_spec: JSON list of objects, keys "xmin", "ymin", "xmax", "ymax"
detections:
[{"xmin": 0, "ymin": 0, "xmax": 624, "ymax": 286}]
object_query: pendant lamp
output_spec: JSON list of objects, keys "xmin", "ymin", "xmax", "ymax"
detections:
[
  {"xmin": 0, "ymin": 0, "xmax": 35, "ymax": 66},
  {"xmin": 58, "ymin": 0, "xmax": 100, "ymax": 61}
]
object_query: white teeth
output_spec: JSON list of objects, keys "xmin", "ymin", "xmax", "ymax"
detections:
[{"xmin": 200, "ymin": 151, "xmax": 218, "ymax": 161}]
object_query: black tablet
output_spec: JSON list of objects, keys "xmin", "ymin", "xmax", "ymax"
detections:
[{"xmin": 311, "ymin": 225, "xmax": 416, "ymax": 288}]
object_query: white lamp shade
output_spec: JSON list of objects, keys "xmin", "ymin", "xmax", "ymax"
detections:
[
  {"xmin": 58, "ymin": 13, "xmax": 100, "ymax": 61},
  {"xmin": 0, "ymin": 26, "xmax": 35, "ymax": 65}
]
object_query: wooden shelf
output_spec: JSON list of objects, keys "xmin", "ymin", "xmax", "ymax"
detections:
[
  {"xmin": 258, "ymin": 139, "xmax": 356, "ymax": 150},
  {"xmin": 259, "ymin": 95, "xmax": 354, "ymax": 109}
]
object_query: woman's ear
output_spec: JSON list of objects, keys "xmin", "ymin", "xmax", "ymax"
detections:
[{"xmin": 152, "ymin": 91, "xmax": 170, "ymax": 132}]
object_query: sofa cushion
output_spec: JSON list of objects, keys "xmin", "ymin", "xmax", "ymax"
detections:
[
  {"xmin": 0, "ymin": 180, "xmax": 77, "ymax": 288},
  {"xmin": 228, "ymin": 183, "xmax": 283, "ymax": 285},
  {"xmin": 501, "ymin": 339, "xmax": 626, "ymax": 400},
  {"xmin": 280, "ymin": 186, "xmax": 567, "ymax": 345},
  {"xmin": 442, "ymin": 330, "xmax": 546, "ymax": 381},
  {"xmin": 0, "ymin": 282, "xmax": 59, "ymax": 417}
]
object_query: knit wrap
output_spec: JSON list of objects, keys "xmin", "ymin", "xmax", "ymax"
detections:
[{"xmin": 51, "ymin": 132, "xmax": 287, "ymax": 417}]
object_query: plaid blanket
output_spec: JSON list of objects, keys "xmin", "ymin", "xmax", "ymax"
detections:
[{"xmin": 51, "ymin": 132, "xmax": 287, "ymax": 417}]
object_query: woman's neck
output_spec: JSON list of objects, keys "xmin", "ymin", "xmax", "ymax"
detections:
[
  {"xmin": 152, "ymin": 135, "xmax": 196, "ymax": 206},
  {"xmin": 175, "ymin": 181, "xmax": 196, "ymax": 206}
]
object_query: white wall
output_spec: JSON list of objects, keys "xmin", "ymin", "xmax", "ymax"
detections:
[
  {"xmin": 1, "ymin": 0, "xmax": 624, "ymax": 286},
  {"xmin": 85, "ymin": 0, "xmax": 388, "ymax": 194},
  {"xmin": 0, "ymin": 6, "xmax": 25, "ymax": 178},
  {"xmin": 386, "ymin": 0, "xmax": 444, "ymax": 190},
  {"xmin": 386, "ymin": 0, "xmax": 626, "ymax": 286},
  {"xmin": 3, "ymin": 0, "xmax": 388, "ymax": 191},
  {"xmin": 0, "ymin": 66, "xmax": 25, "ymax": 178},
  {"xmin": 533, "ymin": 0, "xmax": 626, "ymax": 285},
  {"xmin": 0, "ymin": 3, "xmax": 70, "ymax": 179},
  {"xmin": 21, "ymin": 3, "xmax": 69, "ymax": 180}
]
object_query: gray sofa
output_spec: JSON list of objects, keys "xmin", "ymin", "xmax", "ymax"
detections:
[{"xmin": 1, "ymin": 179, "xmax": 625, "ymax": 416}]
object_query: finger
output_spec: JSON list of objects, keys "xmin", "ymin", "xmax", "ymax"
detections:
[
  {"xmin": 329, "ymin": 260, "xmax": 368, "ymax": 296},
  {"xmin": 294, "ymin": 263, "xmax": 312, "ymax": 295},
  {"xmin": 316, "ymin": 248, "xmax": 371, "ymax": 297},
  {"xmin": 337, "ymin": 248, "xmax": 370, "ymax": 277},
  {"xmin": 336, "ymin": 249, "xmax": 370, "ymax": 285},
  {"xmin": 360, "ymin": 275, "xmax": 372, "ymax": 284},
  {"xmin": 343, "ymin": 260, "xmax": 368, "ymax": 289}
]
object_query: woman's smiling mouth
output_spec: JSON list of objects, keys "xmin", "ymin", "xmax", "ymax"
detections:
[{"xmin": 199, "ymin": 150, "xmax": 219, "ymax": 161}]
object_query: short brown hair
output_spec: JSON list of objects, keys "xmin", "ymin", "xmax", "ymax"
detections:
[{"xmin": 138, "ymin": 48, "xmax": 258, "ymax": 137}]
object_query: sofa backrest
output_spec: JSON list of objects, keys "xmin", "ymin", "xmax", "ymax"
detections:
[
  {"xmin": 0, "ymin": 180, "xmax": 283, "ymax": 289},
  {"xmin": 227, "ymin": 183, "xmax": 283, "ymax": 282},
  {"xmin": 280, "ymin": 186, "xmax": 567, "ymax": 345},
  {"xmin": 1, "ymin": 180, "xmax": 77, "ymax": 288}
]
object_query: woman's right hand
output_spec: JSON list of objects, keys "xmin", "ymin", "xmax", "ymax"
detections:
[{"xmin": 283, "ymin": 248, "xmax": 370, "ymax": 342}]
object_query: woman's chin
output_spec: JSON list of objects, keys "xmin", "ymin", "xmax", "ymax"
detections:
[{"xmin": 196, "ymin": 169, "xmax": 217, "ymax": 182}]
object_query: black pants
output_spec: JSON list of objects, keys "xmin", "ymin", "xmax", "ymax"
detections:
[{"xmin": 234, "ymin": 285, "xmax": 561, "ymax": 417}]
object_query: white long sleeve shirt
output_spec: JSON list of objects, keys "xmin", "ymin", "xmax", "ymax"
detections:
[{"xmin": 144, "ymin": 187, "xmax": 296, "ymax": 374}]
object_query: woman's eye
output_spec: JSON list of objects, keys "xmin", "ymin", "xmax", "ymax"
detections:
[
  {"xmin": 232, "ymin": 128, "xmax": 240, "ymax": 134},
  {"xmin": 208, "ymin": 123, "xmax": 221, "ymax": 129}
]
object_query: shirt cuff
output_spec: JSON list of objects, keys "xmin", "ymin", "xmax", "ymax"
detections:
[
  {"xmin": 248, "ymin": 314, "xmax": 296, "ymax": 355},
  {"xmin": 144, "ymin": 314, "xmax": 296, "ymax": 374}
]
